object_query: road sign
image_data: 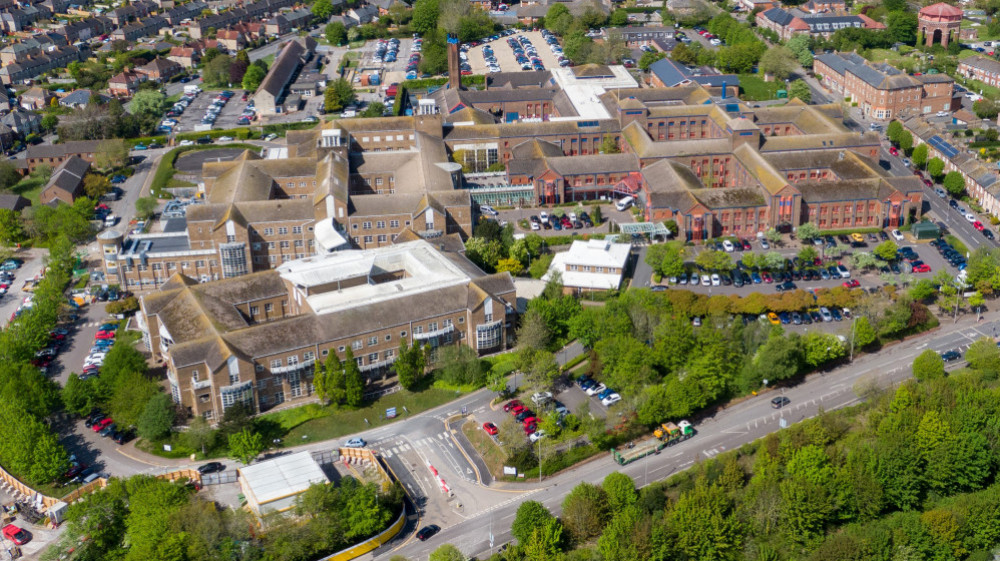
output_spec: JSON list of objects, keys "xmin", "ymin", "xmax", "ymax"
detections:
[
  {"xmin": 490, "ymin": 533, "xmax": 494, "ymax": 547},
  {"xmin": 386, "ymin": 407, "xmax": 397, "ymax": 419}
]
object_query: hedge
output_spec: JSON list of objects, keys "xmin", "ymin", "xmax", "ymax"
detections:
[
  {"xmin": 150, "ymin": 143, "xmax": 259, "ymax": 197},
  {"xmin": 175, "ymin": 128, "xmax": 257, "ymax": 141},
  {"xmin": 401, "ymin": 74, "xmax": 486, "ymax": 91}
]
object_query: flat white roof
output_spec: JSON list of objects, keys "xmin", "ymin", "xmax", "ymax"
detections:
[
  {"xmin": 276, "ymin": 239, "xmax": 475, "ymax": 315},
  {"xmin": 239, "ymin": 451, "xmax": 329, "ymax": 505},
  {"xmin": 550, "ymin": 65, "xmax": 639, "ymax": 120},
  {"xmin": 542, "ymin": 239, "xmax": 631, "ymax": 290}
]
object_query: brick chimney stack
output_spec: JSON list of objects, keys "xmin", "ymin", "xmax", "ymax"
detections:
[{"xmin": 447, "ymin": 34, "xmax": 461, "ymax": 90}]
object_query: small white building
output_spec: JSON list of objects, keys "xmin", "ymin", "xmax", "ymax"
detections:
[
  {"xmin": 543, "ymin": 238, "xmax": 632, "ymax": 293},
  {"xmin": 238, "ymin": 451, "xmax": 329, "ymax": 516}
]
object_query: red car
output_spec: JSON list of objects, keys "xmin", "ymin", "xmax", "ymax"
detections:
[
  {"xmin": 92, "ymin": 417, "xmax": 113, "ymax": 432},
  {"xmin": 741, "ymin": 239, "xmax": 752, "ymax": 250},
  {"xmin": 842, "ymin": 279, "xmax": 860, "ymax": 288},
  {"xmin": 913, "ymin": 264, "xmax": 932, "ymax": 273},
  {"xmin": 522, "ymin": 416, "xmax": 539, "ymax": 427},
  {"xmin": 889, "ymin": 146, "xmax": 899, "ymax": 156},
  {"xmin": 761, "ymin": 272, "xmax": 773, "ymax": 283},
  {"xmin": 974, "ymin": 221, "xmax": 985, "ymax": 231},
  {"xmin": 511, "ymin": 404, "xmax": 527, "ymax": 416},
  {"xmin": 923, "ymin": 179, "xmax": 933, "ymax": 187},
  {"xmin": 523, "ymin": 423, "xmax": 537, "ymax": 435},
  {"xmin": 95, "ymin": 330, "xmax": 116, "ymax": 339},
  {"xmin": 2, "ymin": 524, "xmax": 29, "ymax": 546},
  {"xmin": 503, "ymin": 399, "xmax": 523, "ymax": 413},
  {"xmin": 483, "ymin": 422, "xmax": 498, "ymax": 436}
]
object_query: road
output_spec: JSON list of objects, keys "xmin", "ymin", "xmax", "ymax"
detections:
[{"xmin": 380, "ymin": 314, "xmax": 1000, "ymax": 560}]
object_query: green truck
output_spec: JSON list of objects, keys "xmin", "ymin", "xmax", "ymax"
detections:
[{"xmin": 612, "ymin": 420, "xmax": 695, "ymax": 466}]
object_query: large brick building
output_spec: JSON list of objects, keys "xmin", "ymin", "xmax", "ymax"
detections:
[
  {"xmin": 814, "ymin": 52, "xmax": 954, "ymax": 120},
  {"xmin": 139, "ymin": 238, "xmax": 516, "ymax": 419}
]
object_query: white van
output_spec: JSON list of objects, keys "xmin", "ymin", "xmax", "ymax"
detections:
[
  {"xmin": 104, "ymin": 215, "xmax": 117, "ymax": 228},
  {"xmin": 615, "ymin": 196, "xmax": 634, "ymax": 211}
]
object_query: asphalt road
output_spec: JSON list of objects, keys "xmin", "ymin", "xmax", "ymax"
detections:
[{"xmin": 379, "ymin": 314, "xmax": 1000, "ymax": 560}]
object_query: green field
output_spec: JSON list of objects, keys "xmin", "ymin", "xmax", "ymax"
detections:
[{"xmin": 11, "ymin": 175, "xmax": 48, "ymax": 205}]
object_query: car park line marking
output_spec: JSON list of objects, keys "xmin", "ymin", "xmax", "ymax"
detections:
[
  {"xmin": 392, "ymin": 447, "xmax": 399, "ymax": 454},
  {"xmin": 438, "ymin": 433, "xmax": 445, "ymax": 440}
]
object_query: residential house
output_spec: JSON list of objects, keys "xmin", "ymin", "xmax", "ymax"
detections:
[
  {"xmin": 108, "ymin": 70, "xmax": 147, "ymax": 97},
  {"xmin": 111, "ymin": 16, "xmax": 169, "ymax": 42},
  {"xmin": 59, "ymin": 89, "xmax": 110, "ymax": 108},
  {"xmin": 216, "ymin": 29, "xmax": 246, "ymax": 51},
  {"xmin": 756, "ymin": 7, "xmax": 884, "ymax": 40},
  {"xmin": 263, "ymin": 8, "xmax": 311, "ymax": 35},
  {"xmin": 254, "ymin": 36, "xmax": 315, "ymax": 115},
  {"xmin": 1, "ymin": 110, "xmax": 41, "ymax": 136},
  {"xmin": 0, "ymin": 194, "xmax": 29, "ymax": 212},
  {"xmin": 24, "ymin": 140, "xmax": 101, "ymax": 173},
  {"xmin": 648, "ymin": 58, "xmax": 740, "ymax": 90},
  {"xmin": 1, "ymin": 5, "xmax": 52, "ymax": 33},
  {"xmin": 109, "ymin": 0, "xmax": 156, "ymax": 25},
  {"xmin": 0, "ymin": 44, "xmax": 87, "ymax": 85},
  {"xmin": 605, "ymin": 26, "xmax": 675, "ymax": 47},
  {"xmin": 54, "ymin": 17, "xmax": 112, "ymax": 43},
  {"xmin": 39, "ymin": 156, "xmax": 90, "ymax": 205},
  {"xmin": 168, "ymin": 46, "xmax": 200, "ymax": 68},
  {"xmin": 137, "ymin": 57, "xmax": 183, "ymax": 81},
  {"xmin": 957, "ymin": 55, "xmax": 1000, "ymax": 87},
  {"xmin": 20, "ymin": 87, "xmax": 56, "ymax": 110}
]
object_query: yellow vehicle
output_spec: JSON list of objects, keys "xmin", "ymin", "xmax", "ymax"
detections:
[
  {"xmin": 767, "ymin": 312, "xmax": 780, "ymax": 325},
  {"xmin": 653, "ymin": 422, "xmax": 675, "ymax": 439},
  {"xmin": 850, "ymin": 232, "xmax": 864, "ymax": 242}
]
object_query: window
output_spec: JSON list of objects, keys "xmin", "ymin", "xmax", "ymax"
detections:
[
  {"xmin": 390, "ymin": 220, "xmax": 399, "ymax": 228},
  {"xmin": 263, "ymin": 228, "xmax": 274, "ymax": 235},
  {"xmin": 369, "ymin": 352, "xmax": 378, "ymax": 364},
  {"xmin": 304, "ymin": 351, "xmax": 315, "ymax": 361},
  {"xmin": 292, "ymin": 226, "xmax": 302, "ymax": 234},
  {"xmin": 255, "ymin": 363, "xmax": 264, "ymax": 372},
  {"xmin": 280, "ymin": 241, "xmax": 290, "ymax": 248},
  {"xmin": 265, "ymin": 303, "xmax": 273, "ymax": 312},
  {"xmin": 363, "ymin": 221, "xmax": 372, "ymax": 229},
  {"xmin": 278, "ymin": 227, "xmax": 288, "ymax": 235},
  {"xmin": 375, "ymin": 177, "xmax": 383, "ymax": 186},
  {"xmin": 377, "ymin": 234, "xmax": 387, "ymax": 243},
  {"xmin": 288, "ymin": 355, "xmax": 299, "ymax": 366},
  {"xmin": 353, "ymin": 340, "xmax": 363, "ymax": 350},
  {"xmin": 191, "ymin": 369, "xmax": 200, "ymax": 382},
  {"xmin": 368, "ymin": 336, "xmax": 378, "ymax": 346},
  {"xmin": 250, "ymin": 305, "xmax": 259, "ymax": 315},
  {"xmin": 376, "ymin": 221, "xmax": 385, "ymax": 228},
  {"xmin": 429, "ymin": 322, "xmax": 438, "ymax": 331},
  {"xmin": 400, "ymin": 330, "xmax": 408, "ymax": 338},
  {"xmin": 414, "ymin": 326, "xmax": 423, "ymax": 334},
  {"xmin": 294, "ymin": 239, "xmax": 303, "ymax": 247},
  {"xmin": 364, "ymin": 235, "xmax": 373, "ymax": 243}
]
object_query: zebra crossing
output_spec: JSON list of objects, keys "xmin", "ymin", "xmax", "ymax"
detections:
[{"xmin": 376, "ymin": 431, "xmax": 455, "ymax": 458}]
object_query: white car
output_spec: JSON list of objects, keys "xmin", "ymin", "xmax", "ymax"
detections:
[
  {"xmin": 711, "ymin": 273, "xmax": 720, "ymax": 286},
  {"xmin": 891, "ymin": 229, "xmax": 904, "ymax": 241},
  {"xmin": 701, "ymin": 274, "xmax": 711, "ymax": 286},
  {"xmin": 966, "ymin": 213, "xmax": 976, "ymax": 222},
  {"xmin": 529, "ymin": 430, "xmax": 547, "ymax": 443},
  {"xmin": 568, "ymin": 212, "xmax": 577, "ymax": 221},
  {"xmin": 264, "ymin": 133, "xmax": 278, "ymax": 141},
  {"xmin": 601, "ymin": 393, "xmax": 621, "ymax": 406},
  {"xmin": 722, "ymin": 240, "xmax": 734, "ymax": 252},
  {"xmin": 217, "ymin": 136, "xmax": 233, "ymax": 142},
  {"xmin": 531, "ymin": 391, "xmax": 553, "ymax": 406},
  {"xmin": 179, "ymin": 140, "xmax": 194, "ymax": 146},
  {"xmin": 539, "ymin": 211, "xmax": 549, "ymax": 222},
  {"xmin": 530, "ymin": 221, "xmax": 540, "ymax": 231},
  {"xmin": 585, "ymin": 383, "xmax": 607, "ymax": 396}
]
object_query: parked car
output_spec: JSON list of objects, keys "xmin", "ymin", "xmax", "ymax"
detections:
[
  {"xmin": 197, "ymin": 462, "xmax": 225, "ymax": 475},
  {"xmin": 345, "ymin": 437, "xmax": 366, "ymax": 447},
  {"xmin": 2, "ymin": 524, "xmax": 30, "ymax": 545},
  {"xmin": 771, "ymin": 396, "xmax": 790, "ymax": 409},
  {"xmin": 503, "ymin": 399, "xmax": 523, "ymax": 412},
  {"xmin": 416, "ymin": 525, "xmax": 440, "ymax": 541},
  {"xmin": 483, "ymin": 422, "xmax": 498, "ymax": 436}
]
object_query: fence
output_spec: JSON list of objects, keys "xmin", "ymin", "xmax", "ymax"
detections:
[
  {"xmin": 59, "ymin": 478, "xmax": 108, "ymax": 504},
  {"xmin": 317, "ymin": 505, "xmax": 406, "ymax": 561},
  {"xmin": 156, "ymin": 468, "xmax": 202, "ymax": 485},
  {"xmin": 0, "ymin": 463, "xmax": 59, "ymax": 509}
]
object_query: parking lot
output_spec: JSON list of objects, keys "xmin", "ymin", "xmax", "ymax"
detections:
[
  {"xmin": 357, "ymin": 37, "xmax": 415, "ymax": 86},
  {"xmin": 462, "ymin": 30, "xmax": 564, "ymax": 76},
  {"xmin": 496, "ymin": 203, "xmax": 637, "ymax": 239},
  {"xmin": 168, "ymin": 88, "xmax": 249, "ymax": 133},
  {"xmin": 0, "ymin": 249, "xmax": 46, "ymax": 331}
]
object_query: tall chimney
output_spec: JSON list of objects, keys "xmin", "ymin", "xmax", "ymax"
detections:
[{"xmin": 447, "ymin": 34, "xmax": 462, "ymax": 90}]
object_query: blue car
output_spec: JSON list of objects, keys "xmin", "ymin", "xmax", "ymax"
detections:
[
  {"xmin": 345, "ymin": 437, "xmax": 366, "ymax": 448},
  {"xmin": 751, "ymin": 272, "xmax": 762, "ymax": 284},
  {"xmin": 133, "ymin": 143, "xmax": 148, "ymax": 150},
  {"xmin": 111, "ymin": 175, "xmax": 127, "ymax": 183},
  {"xmin": 597, "ymin": 388, "xmax": 614, "ymax": 400}
]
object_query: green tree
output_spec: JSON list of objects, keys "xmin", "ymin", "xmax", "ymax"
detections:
[
  {"xmin": 852, "ymin": 316, "xmax": 877, "ymax": 349},
  {"xmin": 360, "ymin": 102, "xmax": 386, "ymax": 118},
  {"xmin": 898, "ymin": 130, "xmax": 913, "ymax": 155},
  {"xmin": 638, "ymin": 50, "xmax": 666, "ymax": 71},
  {"xmin": 797, "ymin": 221, "xmax": 820, "ymax": 241},
  {"xmin": 325, "ymin": 78, "xmax": 356, "ymax": 112},
  {"xmin": 927, "ymin": 157, "xmax": 945, "ymax": 180},
  {"xmin": 0, "ymin": 208, "xmax": 24, "ymax": 245},
  {"xmin": 40, "ymin": 113, "xmax": 59, "ymax": 132},
  {"xmin": 974, "ymin": 97, "xmax": 999, "ymax": 119},
  {"xmin": 759, "ymin": 45, "xmax": 796, "ymax": 80},
  {"xmin": 428, "ymin": 544, "xmax": 464, "ymax": 561},
  {"xmin": 136, "ymin": 392, "xmax": 175, "ymax": 441},
  {"xmin": 523, "ymin": 518, "xmax": 564, "ymax": 561},
  {"xmin": 512, "ymin": 501, "xmax": 554, "ymax": 544},
  {"xmin": 344, "ymin": 347, "xmax": 364, "ymax": 406},
  {"xmin": 873, "ymin": 240, "xmax": 898, "ymax": 262},
  {"xmin": 562, "ymin": 482, "xmax": 610, "ymax": 542},
  {"xmin": 312, "ymin": 0, "xmax": 335, "ymax": 19},
  {"xmin": 609, "ymin": 8, "xmax": 628, "ymax": 26},
  {"xmin": 911, "ymin": 143, "xmax": 928, "ymax": 169},
  {"xmin": 943, "ymin": 171, "xmax": 965, "ymax": 196},
  {"xmin": 411, "ymin": 0, "xmax": 439, "ymax": 33},
  {"xmin": 241, "ymin": 64, "xmax": 266, "ymax": 91},
  {"xmin": 130, "ymin": 89, "xmax": 166, "ymax": 117},
  {"xmin": 83, "ymin": 173, "xmax": 112, "ymax": 200},
  {"xmin": 668, "ymin": 480, "xmax": 744, "ymax": 559},
  {"xmin": 326, "ymin": 21, "xmax": 347, "ymax": 45},
  {"xmin": 601, "ymin": 135, "xmax": 621, "ymax": 154},
  {"xmin": 228, "ymin": 427, "xmax": 265, "ymax": 465},
  {"xmin": 912, "ymin": 348, "xmax": 945, "ymax": 381},
  {"xmin": 887, "ymin": 11, "xmax": 918, "ymax": 44},
  {"xmin": 789, "ymin": 79, "xmax": 812, "ymax": 103},
  {"xmin": 602, "ymin": 471, "xmax": 637, "ymax": 512},
  {"xmin": 395, "ymin": 340, "xmax": 425, "ymax": 390},
  {"xmin": 787, "ymin": 34, "xmax": 813, "ymax": 66},
  {"xmin": 695, "ymin": 249, "xmax": 734, "ymax": 272},
  {"xmin": 966, "ymin": 336, "xmax": 1000, "ymax": 378},
  {"xmin": 183, "ymin": 415, "xmax": 215, "ymax": 454},
  {"xmin": 61, "ymin": 373, "xmax": 98, "ymax": 416},
  {"xmin": 671, "ymin": 42, "xmax": 698, "ymax": 65},
  {"xmin": 887, "ymin": 120, "xmax": 903, "ymax": 144},
  {"xmin": 645, "ymin": 241, "xmax": 685, "ymax": 277}
]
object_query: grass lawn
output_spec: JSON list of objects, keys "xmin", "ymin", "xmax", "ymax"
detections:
[
  {"xmin": 461, "ymin": 420, "xmax": 506, "ymax": 478},
  {"xmin": 166, "ymin": 177, "xmax": 196, "ymax": 188},
  {"xmin": 865, "ymin": 48, "xmax": 908, "ymax": 63},
  {"xmin": 738, "ymin": 74, "xmax": 782, "ymax": 101},
  {"xmin": 273, "ymin": 387, "xmax": 465, "ymax": 444},
  {"xmin": 12, "ymin": 175, "xmax": 48, "ymax": 205},
  {"xmin": 963, "ymin": 78, "xmax": 1000, "ymax": 99},
  {"xmin": 261, "ymin": 53, "xmax": 276, "ymax": 67}
]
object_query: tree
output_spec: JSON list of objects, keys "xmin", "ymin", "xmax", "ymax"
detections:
[
  {"xmin": 852, "ymin": 316, "xmax": 877, "ymax": 349},
  {"xmin": 887, "ymin": 120, "xmax": 903, "ymax": 144},
  {"xmin": 600, "ymin": 135, "xmax": 621, "ymax": 154},
  {"xmin": 766, "ymin": 227, "xmax": 782, "ymax": 245},
  {"xmin": 523, "ymin": 518, "xmax": 564, "ymax": 561},
  {"xmin": 130, "ymin": 89, "xmax": 166, "ymax": 117},
  {"xmin": 136, "ymin": 393, "xmax": 175, "ymax": 441},
  {"xmin": 428, "ymin": 544, "xmax": 464, "ymax": 561},
  {"xmin": 911, "ymin": 143, "xmax": 928, "ymax": 169},
  {"xmin": 0, "ymin": 208, "xmax": 24, "ymax": 245},
  {"xmin": 228, "ymin": 427, "xmax": 265, "ymax": 465},
  {"xmin": 512, "ymin": 501, "xmax": 554, "ymax": 544},
  {"xmin": 927, "ymin": 157, "xmax": 945, "ymax": 180},
  {"xmin": 411, "ymin": 0, "xmax": 439, "ymax": 34},
  {"xmin": 873, "ymin": 240, "xmax": 898, "ymax": 262},
  {"xmin": 966, "ymin": 337, "xmax": 1000, "ymax": 378},
  {"xmin": 943, "ymin": 171, "xmax": 965, "ymax": 196},
  {"xmin": 887, "ymin": 11, "xmax": 918, "ymax": 44},
  {"xmin": 638, "ymin": 50, "xmax": 666, "ymax": 71},
  {"xmin": 0, "ymin": 161, "xmax": 20, "ymax": 191},
  {"xmin": 759, "ymin": 46, "xmax": 796, "ymax": 80},
  {"xmin": 898, "ymin": 130, "xmax": 913, "ymax": 155},
  {"xmin": 609, "ymin": 8, "xmax": 628, "ymax": 26},
  {"xmin": 241, "ymin": 64, "xmax": 266, "ymax": 91},
  {"xmin": 312, "ymin": 0, "xmax": 335, "ymax": 19},
  {"xmin": 671, "ymin": 42, "xmax": 698, "ymax": 65},
  {"xmin": 203, "ymin": 54, "xmax": 234, "ymax": 87},
  {"xmin": 94, "ymin": 139, "xmax": 129, "ymax": 170},
  {"xmin": 83, "ymin": 173, "xmax": 112, "ymax": 200},
  {"xmin": 602, "ymin": 471, "xmax": 637, "ymax": 512},
  {"xmin": 668, "ymin": 481, "xmax": 743, "ymax": 560},
  {"xmin": 135, "ymin": 196, "xmax": 157, "ymax": 220},
  {"xmin": 40, "ymin": 113, "xmax": 58, "ymax": 132},
  {"xmin": 326, "ymin": 21, "xmax": 347, "ymax": 45},
  {"xmin": 360, "ymin": 102, "xmax": 386, "ymax": 118},
  {"xmin": 695, "ymin": 249, "xmax": 733, "ymax": 272},
  {"xmin": 325, "ymin": 78, "xmax": 356, "ymax": 112},
  {"xmin": 974, "ymin": 98, "xmax": 999, "ymax": 119},
  {"xmin": 183, "ymin": 415, "xmax": 215, "ymax": 455},
  {"xmin": 592, "ymin": 205, "xmax": 603, "ymax": 225},
  {"xmin": 787, "ymin": 34, "xmax": 813, "ymax": 67},
  {"xmin": 645, "ymin": 241, "xmax": 685, "ymax": 277},
  {"xmin": 912, "ymin": 348, "xmax": 945, "ymax": 381},
  {"xmin": 62, "ymin": 373, "xmax": 98, "ymax": 416},
  {"xmin": 562, "ymin": 482, "xmax": 610, "ymax": 542},
  {"xmin": 395, "ymin": 340, "xmax": 425, "ymax": 390},
  {"xmin": 789, "ymin": 79, "xmax": 812, "ymax": 103},
  {"xmin": 797, "ymin": 221, "xmax": 820, "ymax": 241},
  {"xmin": 344, "ymin": 347, "xmax": 364, "ymax": 406}
]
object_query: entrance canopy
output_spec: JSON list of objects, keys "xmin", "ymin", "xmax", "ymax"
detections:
[{"xmin": 618, "ymin": 222, "xmax": 674, "ymax": 238}]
